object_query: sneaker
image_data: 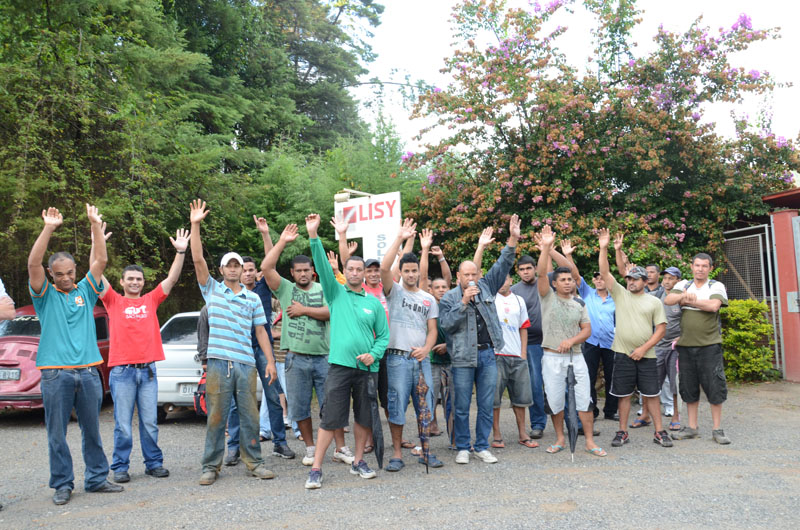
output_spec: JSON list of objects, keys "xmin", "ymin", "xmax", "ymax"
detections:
[
  {"xmin": 350, "ymin": 459, "xmax": 377, "ymax": 479},
  {"xmin": 664, "ymin": 407, "xmax": 674, "ymax": 417},
  {"xmin": 249, "ymin": 465, "xmax": 275, "ymax": 479},
  {"xmin": 305, "ymin": 468, "xmax": 322, "ymax": 489},
  {"xmin": 88, "ymin": 480, "xmax": 124, "ymax": 493},
  {"xmin": 272, "ymin": 444, "xmax": 296, "ymax": 459},
  {"xmin": 145, "ymin": 467, "xmax": 170, "ymax": 478},
  {"xmin": 224, "ymin": 449, "xmax": 239, "ymax": 466},
  {"xmin": 529, "ymin": 429, "xmax": 544, "ymax": 439},
  {"xmin": 611, "ymin": 430, "xmax": 629, "ymax": 447},
  {"xmin": 474, "ymin": 449, "xmax": 498, "ymax": 463},
  {"xmin": 52, "ymin": 488, "xmax": 71, "ymax": 505},
  {"xmin": 302, "ymin": 445, "xmax": 316, "ymax": 466},
  {"xmin": 260, "ymin": 431, "xmax": 273, "ymax": 442},
  {"xmin": 333, "ymin": 445, "xmax": 355, "ymax": 465},
  {"xmin": 455, "ymin": 450, "xmax": 470, "ymax": 464},
  {"xmin": 113, "ymin": 471, "xmax": 130, "ymax": 483},
  {"xmin": 654, "ymin": 430, "xmax": 674, "ymax": 447},
  {"xmin": 199, "ymin": 470, "xmax": 218, "ymax": 486},
  {"xmin": 712, "ymin": 429, "xmax": 731, "ymax": 445},
  {"xmin": 671, "ymin": 426, "xmax": 699, "ymax": 440},
  {"xmin": 283, "ymin": 416, "xmax": 291, "ymax": 427}
]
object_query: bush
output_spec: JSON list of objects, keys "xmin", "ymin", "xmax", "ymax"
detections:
[{"xmin": 720, "ymin": 299, "xmax": 776, "ymax": 382}]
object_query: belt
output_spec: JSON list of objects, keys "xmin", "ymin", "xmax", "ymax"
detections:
[
  {"xmin": 477, "ymin": 343, "xmax": 493, "ymax": 351},
  {"xmin": 386, "ymin": 348, "xmax": 413, "ymax": 359},
  {"xmin": 123, "ymin": 363, "xmax": 152, "ymax": 369}
]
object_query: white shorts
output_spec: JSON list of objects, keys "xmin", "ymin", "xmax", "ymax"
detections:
[{"xmin": 542, "ymin": 351, "xmax": 592, "ymax": 414}]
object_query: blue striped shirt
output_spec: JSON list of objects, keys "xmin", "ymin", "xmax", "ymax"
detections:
[{"xmin": 200, "ymin": 277, "xmax": 267, "ymax": 366}]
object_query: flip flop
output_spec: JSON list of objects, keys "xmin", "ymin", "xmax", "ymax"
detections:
[
  {"xmin": 586, "ymin": 447, "xmax": 607, "ymax": 457},
  {"xmin": 545, "ymin": 444, "xmax": 564, "ymax": 454},
  {"xmin": 519, "ymin": 439, "xmax": 539, "ymax": 448},
  {"xmin": 400, "ymin": 440, "xmax": 415, "ymax": 449},
  {"xmin": 630, "ymin": 418, "xmax": 651, "ymax": 429},
  {"xmin": 491, "ymin": 439, "xmax": 505, "ymax": 449},
  {"xmin": 363, "ymin": 445, "xmax": 374, "ymax": 454},
  {"xmin": 431, "ymin": 430, "xmax": 443, "ymax": 437},
  {"xmin": 669, "ymin": 421, "xmax": 681, "ymax": 431},
  {"xmin": 411, "ymin": 446, "xmax": 422, "ymax": 457}
]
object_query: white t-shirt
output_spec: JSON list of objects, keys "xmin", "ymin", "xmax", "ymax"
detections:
[
  {"xmin": 385, "ymin": 281, "xmax": 438, "ymax": 351},
  {"xmin": 495, "ymin": 292, "xmax": 530, "ymax": 357}
]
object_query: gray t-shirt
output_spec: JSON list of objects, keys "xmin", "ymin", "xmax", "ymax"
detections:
[
  {"xmin": 386, "ymin": 281, "xmax": 438, "ymax": 351},
  {"xmin": 510, "ymin": 280, "xmax": 543, "ymax": 344},
  {"xmin": 657, "ymin": 290, "xmax": 682, "ymax": 348},
  {"xmin": 539, "ymin": 289, "xmax": 590, "ymax": 355}
]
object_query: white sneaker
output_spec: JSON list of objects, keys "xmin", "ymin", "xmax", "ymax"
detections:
[
  {"xmin": 333, "ymin": 446, "xmax": 355, "ymax": 465},
  {"xmin": 664, "ymin": 407, "xmax": 674, "ymax": 417},
  {"xmin": 455, "ymin": 450, "xmax": 470, "ymax": 464},
  {"xmin": 302, "ymin": 445, "xmax": 316, "ymax": 466},
  {"xmin": 475, "ymin": 450, "xmax": 498, "ymax": 463}
]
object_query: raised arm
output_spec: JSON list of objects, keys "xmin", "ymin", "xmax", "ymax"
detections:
[
  {"xmin": 254, "ymin": 215, "xmax": 274, "ymax": 256},
  {"xmin": 381, "ymin": 218, "xmax": 416, "ymax": 296},
  {"xmin": 557, "ymin": 239, "xmax": 581, "ymax": 284},
  {"xmin": 598, "ymin": 228, "xmax": 613, "ymax": 286},
  {"xmin": 431, "ymin": 245, "xmax": 452, "ymax": 286},
  {"xmin": 392, "ymin": 230, "xmax": 416, "ymax": 282},
  {"xmin": 537, "ymin": 225, "xmax": 556, "ymax": 297},
  {"xmin": 91, "ymin": 222, "xmax": 114, "ymax": 297},
  {"xmin": 86, "ymin": 204, "xmax": 108, "ymax": 282},
  {"xmin": 482, "ymin": 214, "xmax": 521, "ymax": 294},
  {"xmin": 189, "ymin": 199, "xmax": 210, "ymax": 286},
  {"xmin": 161, "ymin": 228, "xmax": 189, "ymax": 295},
  {"xmin": 613, "ymin": 233, "xmax": 630, "ymax": 277},
  {"xmin": 261, "ymin": 224, "xmax": 298, "ymax": 292},
  {"xmin": 28, "ymin": 208, "xmax": 63, "ymax": 292},
  {"xmin": 419, "ymin": 228, "xmax": 433, "ymax": 292},
  {"xmin": 331, "ymin": 216, "xmax": 351, "ymax": 264},
  {"xmin": 473, "ymin": 227, "xmax": 495, "ymax": 271},
  {"xmin": 307, "ymin": 213, "xmax": 339, "ymax": 304}
]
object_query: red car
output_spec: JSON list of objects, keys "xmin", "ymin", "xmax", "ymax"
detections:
[{"xmin": 0, "ymin": 304, "xmax": 112, "ymax": 411}]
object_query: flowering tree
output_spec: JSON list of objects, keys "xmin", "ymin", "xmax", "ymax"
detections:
[{"xmin": 407, "ymin": 0, "xmax": 799, "ymax": 271}]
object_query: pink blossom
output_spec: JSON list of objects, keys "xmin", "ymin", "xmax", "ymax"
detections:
[
  {"xmin": 401, "ymin": 151, "xmax": 414, "ymax": 162},
  {"xmin": 533, "ymin": 195, "xmax": 543, "ymax": 203},
  {"xmin": 433, "ymin": 87, "xmax": 442, "ymax": 93}
]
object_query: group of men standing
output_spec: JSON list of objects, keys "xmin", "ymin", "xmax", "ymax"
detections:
[{"xmin": 19, "ymin": 200, "xmax": 732, "ymax": 502}]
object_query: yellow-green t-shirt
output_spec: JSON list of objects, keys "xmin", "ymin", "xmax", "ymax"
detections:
[{"xmin": 608, "ymin": 276, "xmax": 666, "ymax": 359}]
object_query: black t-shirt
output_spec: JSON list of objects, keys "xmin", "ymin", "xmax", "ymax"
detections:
[{"xmin": 473, "ymin": 302, "xmax": 492, "ymax": 346}]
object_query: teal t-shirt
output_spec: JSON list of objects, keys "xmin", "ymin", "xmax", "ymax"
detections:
[{"xmin": 29, "ymin": 272, "xmax": 105, "ymax": 368}]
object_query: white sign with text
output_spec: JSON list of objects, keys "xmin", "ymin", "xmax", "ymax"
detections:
[{"xmin": 334, "ymin": 191, "xmax": 401, "ymax": 260}]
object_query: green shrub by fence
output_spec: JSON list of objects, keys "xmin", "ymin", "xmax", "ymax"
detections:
[{"xmin": 720, "ymin": 299, "xmax": 776, "ymax": 382}]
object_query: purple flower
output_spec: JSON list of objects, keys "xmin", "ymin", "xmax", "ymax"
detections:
[
  {"xmin": 546, "ymin": 0, "xmax": 561, "ymax": 11},
  {"xmin": 401, "ymin": 151, "xmax": 414, "ymax": 162},
  {"xmin": 427, "ymin": 174, "xmax": 438, "ymax": 184},
  {"xmin": 433, "ymin": 87, "xmax": 442, "ymax": 93},
  {"xmin": 748, "ymin": 69, "xmax": 760, "ymax": 80},
  {"xmin": 777, "ymin": 136, "xmax": 788, "ymax": 148},
  {"xmin": 737, "ymin": 13, "xmax": 752, "ymax": 30},
  {"xmin": 692, "ymin": 112, "xmax": 701, "ymax": 121},
  {"xmin": 628, "ymin": 59, "xmax": 635, "ymax": 67},
  {"xmin": 465, "ymin": 107, "xmax": 473, "ymax": 114}
]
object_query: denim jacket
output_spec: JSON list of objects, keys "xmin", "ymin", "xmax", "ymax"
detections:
[{"xmin": 439, "ymin": 245, "xmax": 517, "ymax": 368}]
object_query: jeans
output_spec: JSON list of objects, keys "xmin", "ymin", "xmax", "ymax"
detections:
[
  {"xmin": 285, "ymin": 352, "xmax": 329, "ymax": 422},
  {"xmin": 202, "ymin": 359, "xmax": 263, "ymax": 472},
  {"xmin": 227, "ymin": 347, "xmax": 288, "ymax": 450},
  {"xmin": 276, "ymin": 361, "xmax": 300, "ymax": 437},
  {"xmin": 40, "ymin": 367, "xmax": 109, "ymax": 491},
  {"xmin": 386, "ymin": 353, "xmax": 434, "ymax": 426},
  {"xmin": 452, "ymin": 347, "xmax": 497, "ymax": 452},
  {"xmin": 583, "ymin": 342, "xmax": 618, "ymax": 417},
  {"xmin": 109, "ymin": 363, "xmax": 163, "ymax": 472},
  {"xmin": 526, "ymin": 344, "xmax": 547, "ymax": 430}
]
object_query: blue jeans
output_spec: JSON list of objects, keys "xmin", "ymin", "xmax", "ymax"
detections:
[
  {"xmin": 40, "ymin": 367, "xmax": 109, "ymax": 491},
  {"xmin": 109, "ymin": 363, "xmax": 163, "ymax": 472},
  {"xmin": 452, "ymin": 347, "xmax": 497, "ymax": 452},
  {"xmin": 276, "ymin": 361, "xmax": 300, "ymax": 436},
  {"xmin": 202, "ymin": 359, "xmax": 263, "ymax": 472},
  {"xmin": 227, "ymin": 347, "xmax": 288, "ymax": 450},
  {"xmin": 386, "ymin": 353, "xmax": 434, "ymax": 426},
  {"xmin": 526, "ymin": 344, "xmax": 547, "ymax": 430},
  {"xmin": 285, "ymin": 352, "xmax": 329, "ymax": 422}
]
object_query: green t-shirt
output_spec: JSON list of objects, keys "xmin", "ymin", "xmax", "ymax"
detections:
[
  {"xmin": 608, "ymin": 276, "xmax": 667, "ymax": 359},
  {"xmin": 672, "ymin": 279, "xmax": 728, "ymax": 347},
  {"xmin": 430, "ymin": 322, "xmax": 451, "ymax": 365},
  {"xmin": 274, "ymin": 277, "xmax": 329, "ymax": 355}
]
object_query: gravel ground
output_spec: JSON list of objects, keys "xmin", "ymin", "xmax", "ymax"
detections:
[{"xmin": 1, "ymin": 381, "xmax": 799, "ymax": 529}]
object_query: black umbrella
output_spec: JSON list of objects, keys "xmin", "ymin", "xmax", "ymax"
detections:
[
  {"xmin": 367, "ymin": 374, "xmax": 385, "ymax": 469},
  {"xmin": 565, "ymin": 352, "xmax": 579, "ymax": 463},
  {"xmin": 415, "ymin": 362, "xmax": 432, "ymax": 474},
  {"xmin": 441, "ymin": 366, "xmax": 454, "ymax": 448}
]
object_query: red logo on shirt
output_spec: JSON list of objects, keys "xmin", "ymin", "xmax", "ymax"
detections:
[{"xmin": 423, "ymin": 300, "xmax": 431, "ymax": 307}]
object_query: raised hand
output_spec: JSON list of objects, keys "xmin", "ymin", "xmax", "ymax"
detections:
[
  {"xmin": 598, "ymin": 228, "xmax": 611, "ymax": 249},
  {"xmin": 613, "ymin": 232, "xmax": 624, "ymax": 251},
  {"xmin": 532, "ymin": 232, "xmax": 543, "ymax": 252},
  {"xmin": 347, "ymin": 240, "xmax": 358, "ymax": 255},
  {"xmin": 398, "ymin": 218, "xmax": 417, "ymax": 240},
  {"xmin": 478, "ymin": 227, "xmax": 495, "ymax": 247},
  {"xmin": 253, "ymin": 215, "xmax": 270, "ymax": 235},
  {"xmin": 560, "ymin": 239, "xmax": 575, "ymax": 256},
  {"xmin": 420, "ymin": 228, "xmax": 434, "ymax": 250},
  {"xmin": 305, "ymin": 214, "xmax": 321, "ymax": 237},
  {"xmin": 539, "ymin": 224, "xmax": 556, "ymax": 247},
  {"xmin": 330, "ymin": 215, "xmax": 349, "ymax": 234},
  {"xmin": 190, "ymin": 199, "xmax": 209, "ymax": 224},
  {"xmin": 280, "ymin": 224, "xmax": 299, "ymax": 243},
  {"xmin": 86, "ymin": 203, "xmax": 103, "ymax": 225},
  {"xmin": 170, "ymin": 228, "xmax": 190, "ymax": 252},
  {"xmin": 327, "ymin": 250, "xmax": 340, "ymax": 271},
  {"xmin": 92, "ymin": 222, "xmax": 112, "ymax": 245},
  {"xmin": 41, "ymin": 207, "xmax": 63, "ymax": 229},
  {"xmin": 509, "ymin": 214, "xmax": 521, "ymax": 240},
  {"xmin": 431, "ymin": 245, "xmax": 444, "ymax": 259}
]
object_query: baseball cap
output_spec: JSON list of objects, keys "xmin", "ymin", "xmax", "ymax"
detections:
[
  {"xmin": 219, "ymin": 252, "xmax": 244, "ymax": 267},
  {"xmin": 624, "ymin": 265, "xmax": 648, "ymax": 280},
  {"xmin": 365, "ymin": 258, "xmax": 380, "ymax": 268},
  {"xmin": 660, "ymin": 266, "xmax": 682, "ymax": 279}
]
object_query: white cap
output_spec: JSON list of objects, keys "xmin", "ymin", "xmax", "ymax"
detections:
[{"xmin": 219, "ymin": 252, "xmax": 244, "ymax": 267}]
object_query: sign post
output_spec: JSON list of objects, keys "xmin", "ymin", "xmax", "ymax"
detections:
[{"xmin": 334, "ymin": 191, "xmax": 401, "ymax": 260}]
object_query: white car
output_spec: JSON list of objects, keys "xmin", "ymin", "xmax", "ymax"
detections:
[{"xmin": 157, "ymin": 311, "xmax": 263, "ymax": 421}]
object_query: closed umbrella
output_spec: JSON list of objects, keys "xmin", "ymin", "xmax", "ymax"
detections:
[
  {"xmin": 367, "ymin": 374, "xmax": 385, "ymax": 469},
  {"xmin": 415, "ymin": 362, "xmax": 433, "ymax": 473},
  {"xmin": 565, "ymin": 352, "xmax": 579, "ymax": 463},
  {"xmin": 441, "ymin": 366, "xmax": 454, "ymax": 448}
]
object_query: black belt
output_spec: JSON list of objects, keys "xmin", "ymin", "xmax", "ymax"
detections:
[
  {"xmin": 386, "ymin": 348, "xmax": 413, "ymax": 358},
  {"xmin": 123, "ymin": 363, "xmax": 151, "ymax": 369},
  {"xmin": 477, "ymin": 343, "xmax": 493, "ymax": 350}
]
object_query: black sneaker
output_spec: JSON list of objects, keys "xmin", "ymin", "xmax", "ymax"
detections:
[
  {"xmin": 145, "ymin": 466, "xmax": 170, "ymax": 478},
  {"xmin": 272, "ymin": 444, "xmax": 296, "ymax": 459},
  {"xmin": 611, "ymin": 430, "xmax": 629, "ymax": 447},
  {"xmin": 88, "ymin": 481, "xmax": 124, "ymax": 493},
  {"xmin": 224, "ymin": 449, "xmax": 239, "ymax": 466},
  {"xmin": 52, "ymin": 488, "xmax": 71, "ymax": 506},
  {"xmin": 113, "ymin": 471, "xmax": 130, "ymax": 483},
  {"xmin": 654, "ymin": 430, "xmax": 674, "ymax": 447}
]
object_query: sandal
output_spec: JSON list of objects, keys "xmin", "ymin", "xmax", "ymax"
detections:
[
  {"xmin": 669, "ymin": 421, "xmax": 681, "ymax": 431},
  {"xmin": 363, "ymin": 444, "xmax": 374, "ymax": 454},
  {"xmin": 518, "ymin": 439, "xmax": 539, "ymax": 448},
  {"xmin": 400, "ymin": 440, "xmax": 415, "ymax": 449},
  {"xmin": 411, "ymin": 446, "xmax": 422, "ymax": 457},
  {"xmin": 630, "ymin": 418, "xmax": 651, "ymax": 429},
  {"xmin": 491, "ymin": 439, "xmax": 505, "ymax": 449},
  {"xmin": 585, "ymin": 447, "xmax": 607, "ymax": 457},
  {"xmin": 545, "ymin": 444, "xmax": 564, "ymax": 454}
]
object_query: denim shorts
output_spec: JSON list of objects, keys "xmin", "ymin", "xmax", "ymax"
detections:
[
  {"xmin": 284, "ymin": 352, "xmax": 329, "ymax": 422},
  {"xmin": 386, "ymin": 351, "xmax": 434, "ymax": 426}
]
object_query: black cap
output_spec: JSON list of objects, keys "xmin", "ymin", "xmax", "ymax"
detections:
[{"xmin": 365, "ymin": 259, "xmax": 380, "ymax": 268}]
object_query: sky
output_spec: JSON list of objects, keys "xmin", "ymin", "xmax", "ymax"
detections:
[{"xmin": 351, "ymin": 0, "xmax": 800, "ymax": 153}]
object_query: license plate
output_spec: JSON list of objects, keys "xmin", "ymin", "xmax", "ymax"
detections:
[
  {"xmin": 180, "ymin": 384, "xmax": 197, "ymax": 395},
  {"xmin": 0, "ymin": 369, "xmax": 21, "ymax": 381}
]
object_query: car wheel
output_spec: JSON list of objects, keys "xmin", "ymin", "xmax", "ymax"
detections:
[{"xmin": 157, "ymin": 407, "xmax": 167, "ymax": 424}]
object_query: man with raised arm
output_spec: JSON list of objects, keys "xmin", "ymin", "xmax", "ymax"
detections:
[
  {"xmin": 0, "ymin": 278, "xmax": 14, "ymax": 321},
  {"xmin": 189, "ymin": 200, "xmax": 277, "ymax": 485},
  {"xmin": 664, "ymin": 253, "xmax": 730, "ymax": 444},
  {"xmin": 439, "ymin": 215, "xmax": 521, "ymax": 465},
  {"xmin": 536, "ymin": 226, "xmax": 604, "ymax": 457},
  {"xmin": 598, "ymin": 229, "xmax": 670, "ymax": 449},
  {"xmin": 380, "ymin": 219, "xmax": 442, "ymax": 472},
  {"xmin": 303, "ymin": 214, "xmax": 390, "ymax": 489},
  {"xmin": 419, "ymin": 228, "xmax": 452, "ymax": 293},
  {"xmin": 28, "ymin": 205, "xmax": 123, "ymax": 505},
  {"xmin": 97, "ymin": 228, "xmax": 189, "ymax": 484}
]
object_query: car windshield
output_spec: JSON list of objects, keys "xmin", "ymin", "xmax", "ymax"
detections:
[
  {"xmin": 0, "ymin": 315, "xmax": 41, "ymax": 337},
  {"xmin": 161, "ymin": 316, "xmax": 198, "ymax": 345}
]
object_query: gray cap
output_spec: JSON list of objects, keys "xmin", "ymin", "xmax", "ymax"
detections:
[
  {"xmin": 364, "ymin": 259, "xmax": 380, "ymax": 268},
  {"xmin": 660, "ymin": 266, "xmax": 682, "ymax": 279},
  {"xmin": 624, "ymin": 265, "xmax": 648, "ymax": 280}
]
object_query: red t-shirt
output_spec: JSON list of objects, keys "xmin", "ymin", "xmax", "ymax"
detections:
[
  {"xmin": 363, "ymin": 282, "xmax": 389, "ymax": 323},
  {"xmin": 102, "ymin": 283, "xmax": 168, "ymax": 366}
]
